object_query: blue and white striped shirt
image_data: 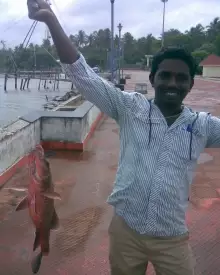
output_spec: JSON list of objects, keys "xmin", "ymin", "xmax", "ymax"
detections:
[{"xmin": 62, "ymin": 54, "xmax": 220, "ymax": 237}]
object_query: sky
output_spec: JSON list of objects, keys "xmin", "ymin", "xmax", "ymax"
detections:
[{"xmin": 0, "ymin": 0, "xmax": 220, "ymax": 48}]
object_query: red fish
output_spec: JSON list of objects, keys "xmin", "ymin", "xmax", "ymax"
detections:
[{"xmin": 7, "ymin": 145, "xmax": 61, "ymax": 273}]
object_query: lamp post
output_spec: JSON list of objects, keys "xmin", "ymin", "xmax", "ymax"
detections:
[
  {"xmin": 110, "ymin": 0, "xmax": 115, "ymax": 82},
  {"xmin": 117, "ymin": 23, "xmax": 122, "ymax": 82},
  {"xmin": 161, "ymin": 0, "xmax": 168, "ymax": 48}
]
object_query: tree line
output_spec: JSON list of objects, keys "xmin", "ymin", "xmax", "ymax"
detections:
[{"xmin": 1, "ymin": 17, "xmax": 220, "ymax": 73}]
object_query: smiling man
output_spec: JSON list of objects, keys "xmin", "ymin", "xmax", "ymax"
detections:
[
  {"xmin": 149, "ymin": 48, "xmax": 195, "ymax": 126},
  {"xmin": 26, "ymin": 1, "xmax": 220, "ymax": 274}
]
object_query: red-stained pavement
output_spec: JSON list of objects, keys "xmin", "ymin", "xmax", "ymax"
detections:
[{"xmin": 1, "ymin": 77, "xmax": 220, "ymax": 274}]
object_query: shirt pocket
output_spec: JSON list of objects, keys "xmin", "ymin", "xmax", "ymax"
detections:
[{"xmin": 171, "ymin": 128, "xmax": 206, "ymax": 163}]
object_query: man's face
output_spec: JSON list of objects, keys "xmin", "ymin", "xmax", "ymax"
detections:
[{"xmin": 150, "ymin": 59, "xmax": 194, "ymax": 106}]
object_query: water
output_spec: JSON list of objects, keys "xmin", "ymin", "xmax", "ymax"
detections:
[{"xmin": 0, "ymin": 76, "xmax": 73, "ymax": 128}]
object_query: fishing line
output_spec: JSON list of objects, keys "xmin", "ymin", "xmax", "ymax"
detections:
[
  {"xmin": 7, "ymin": 21, "xmax": 38, "ymax": 73},
  {"xmin": 5, "ymin": 1, "xmax": 70, "ymax": 75},
  {"xmin": 24, "ymin": 21, "xmax": 38, "ymax": 49},
  {"xmin": 41, "ymin": 46, "xmax": 64, "ymax": 86},
  {"xmin": 41, "ymin": 46, "xmax": 57, "ymax": 62},
  {"xmin": 21, "ymin": 21, "xmax": 38, "ymax": 50}
]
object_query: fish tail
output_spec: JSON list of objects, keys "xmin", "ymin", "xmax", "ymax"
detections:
[
  {"xmin": 40, "ymin": 231, "xmax": 50, "ymax": 255},
  {"xmin": 33, "ymin": 230, "xmax": 40, "ymax": 251},
  {"xmin": 31, "ymin": 252, "xmax": 43, "ymax": 274}
]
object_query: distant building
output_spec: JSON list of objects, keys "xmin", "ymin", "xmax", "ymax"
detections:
[{"xmin": 200, "ymin": 54, "xmax": 220, "ymax": 78}]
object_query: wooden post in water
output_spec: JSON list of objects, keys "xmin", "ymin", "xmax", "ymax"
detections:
[
  {"xmin": 27, "ymin": 74, "xmax": 31, "ymax": 89},
  {"xmin": 53, "ymin": 74, "xmax": 56, "ymax": 90},
  {"xmin": 15, "ymin": 73, "xmax": 17, "ymax": 89},
  {"xmin": 57, "ymin": 73, "xmax": 60, "ymax": 90},
  {"xmin": 20, "ymin": 79, "xmax": 24, "ymax": 90},
  {"xmin": 38, "ymin": 71, "xmax": 42, "ymax": 90},
  {"xmin": 22, "ymin": 78, "xmax": 28, "ymax": 90},
  {"xmin": 4, "ymin": 74, "xmax": 8, "ymax": 91}
]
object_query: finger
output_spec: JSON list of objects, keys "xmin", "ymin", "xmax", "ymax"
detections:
[
  {"xmin": 27, "ymin": 0, "xmax": 39, "ymax": 9},
  {"xmin": 34, "ymin": 0, "xmax": 49, "ymax": 8},
  {"xmin": 27, "ymin": 0, "xmax": 46, "ymax": 11},
  {"xmin": 27, "ymin": 0, "xmax": 39, "ymax": 12}
]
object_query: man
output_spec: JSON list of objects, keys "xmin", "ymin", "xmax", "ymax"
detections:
[{"xmin": 27, "ymin": 1, "xmax": 220, "ymax": 274}]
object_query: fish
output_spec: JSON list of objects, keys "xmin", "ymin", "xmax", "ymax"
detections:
[{"xmin": 6, "ymin": 144, "xmax": 61, "ymax": 273}]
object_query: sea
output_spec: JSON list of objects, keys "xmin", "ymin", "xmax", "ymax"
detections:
[{"xmin": 0, "ymin": 75, "xmax": 72, "ymax": 128}]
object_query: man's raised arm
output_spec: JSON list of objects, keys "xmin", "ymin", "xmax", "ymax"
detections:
[{"xmin": 27, "ymin": 0, "xmax": 138, "ymax": 120}]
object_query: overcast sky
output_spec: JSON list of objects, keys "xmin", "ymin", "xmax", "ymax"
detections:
[{"xmin": 0, "ymin": 0, "xmax": 220, "ymax": 48}]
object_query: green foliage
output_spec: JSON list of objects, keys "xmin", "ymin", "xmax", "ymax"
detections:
[{"xmin": 1, "ymin": 17, "xmax": 220, "ymax": 71}]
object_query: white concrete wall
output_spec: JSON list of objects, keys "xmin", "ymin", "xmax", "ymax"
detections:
[
  {"xmin": 203, "ymin": 66, "xmax": 220, "ymax": 78},
  {"xmin": 0, "ymin": 119, "xmax": 41, "ymax": 174},
  {"xmin": 81, "ymin": 105, "xmax": 101, "ymax": 141},
  {"xmin": 0, "ymin": 102, "xmax": 102, "ymax": 175},
  {"xmin": 41, "ymin": 117, "xmax": 82, "ymax": 142},
  {"xmin": 41, "ymin": 105, "xmax": 101, "ymax": 143}
]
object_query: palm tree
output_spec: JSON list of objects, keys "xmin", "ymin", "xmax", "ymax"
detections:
[
  {"xmin": 207, "ymin": 17, "xmax": 220, "ymax": 42},
  {"xmin": 78, "ymin": 30, "xmax": 87, "ymax": 47}
]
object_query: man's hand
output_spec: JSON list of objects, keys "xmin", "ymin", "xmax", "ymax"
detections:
[
  {"xmin": 27, "ymin": 0, "xmax": 55, "ymax": 23},
  {"xmin": 27, "ymin": 0, "xmax": 79, "ymax": 63}
]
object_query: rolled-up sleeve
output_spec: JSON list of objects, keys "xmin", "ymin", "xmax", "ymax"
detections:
[
  {"xmin": 206, "ymin": 114, "xmax": 220, "ymax": 148},
  {"xmin": 61, "ymin": 54, "xmax": 136, "ymax": 121}
]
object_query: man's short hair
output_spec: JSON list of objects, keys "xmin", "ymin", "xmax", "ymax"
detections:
[{"xmin": 150, "ymin": 47, "xmax": 197, "ymax": 79}]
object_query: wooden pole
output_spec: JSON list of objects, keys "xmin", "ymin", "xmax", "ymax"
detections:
[
  {"xmin": 15, "ymin": 73, "xmax": 17, "ymax": 89},
  {"xmin": 53, "ymin": 74, "xmax": 56, "ymax": 90},
  {"xmin": 57, "ymin": 73, "xmax": 60, "ymax": 89},
  {"xmin": 22, "ymin": 78, "xmax": 27, "ymax": 90},
  {"xmin": 27, "ymin": 77, "xmax": 30, "ymax": 89},
  {"xmin": 38, "ymin": 71, "xmax": 42, "ymax": 90},
  {"xmin": 4, "ymin": 74, "xmax": 8, "ymax": 91},
  {"xmin": 20, "ymin": 79, "xmax": 24, "ymax": 90}
]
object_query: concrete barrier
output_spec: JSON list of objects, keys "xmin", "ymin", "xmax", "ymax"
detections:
[
  {"xmin": 0, "ymin": 101, "xmax": 104, "ymax": 186},
  {"xmin": 0, "ymin": 119, "xmax": 41, "ymax": 185},
  {"xmin": 41, "ymin": 102, "xmax": 103, "ymax": 151}
]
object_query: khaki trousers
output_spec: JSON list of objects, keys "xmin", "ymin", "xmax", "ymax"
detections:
[{"xmin": 108, "ymin": 214, "xmax": 195, "ymax": 275}]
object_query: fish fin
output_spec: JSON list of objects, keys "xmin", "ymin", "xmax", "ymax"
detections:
[
  {"xmin": 31, "ymin": 252, "xmax": 43, "ymax": 274},
  {"xmin": 4, "ymin": 187, "xmax": 28, "ymax": 192},
  {"xmin": 15, "ymin": 196, "xmax": 29, "ymax": 211},
  {"xmin": 33, "ymin": 230, "xmax": 41, "ymax": 251},
  {"xmin": 43, "ymin": 191, "xmax": 61, "ymax": 200},
  {"xmin": 50, "ymin": 211, "xmax": 60, "ymax": 230}
]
